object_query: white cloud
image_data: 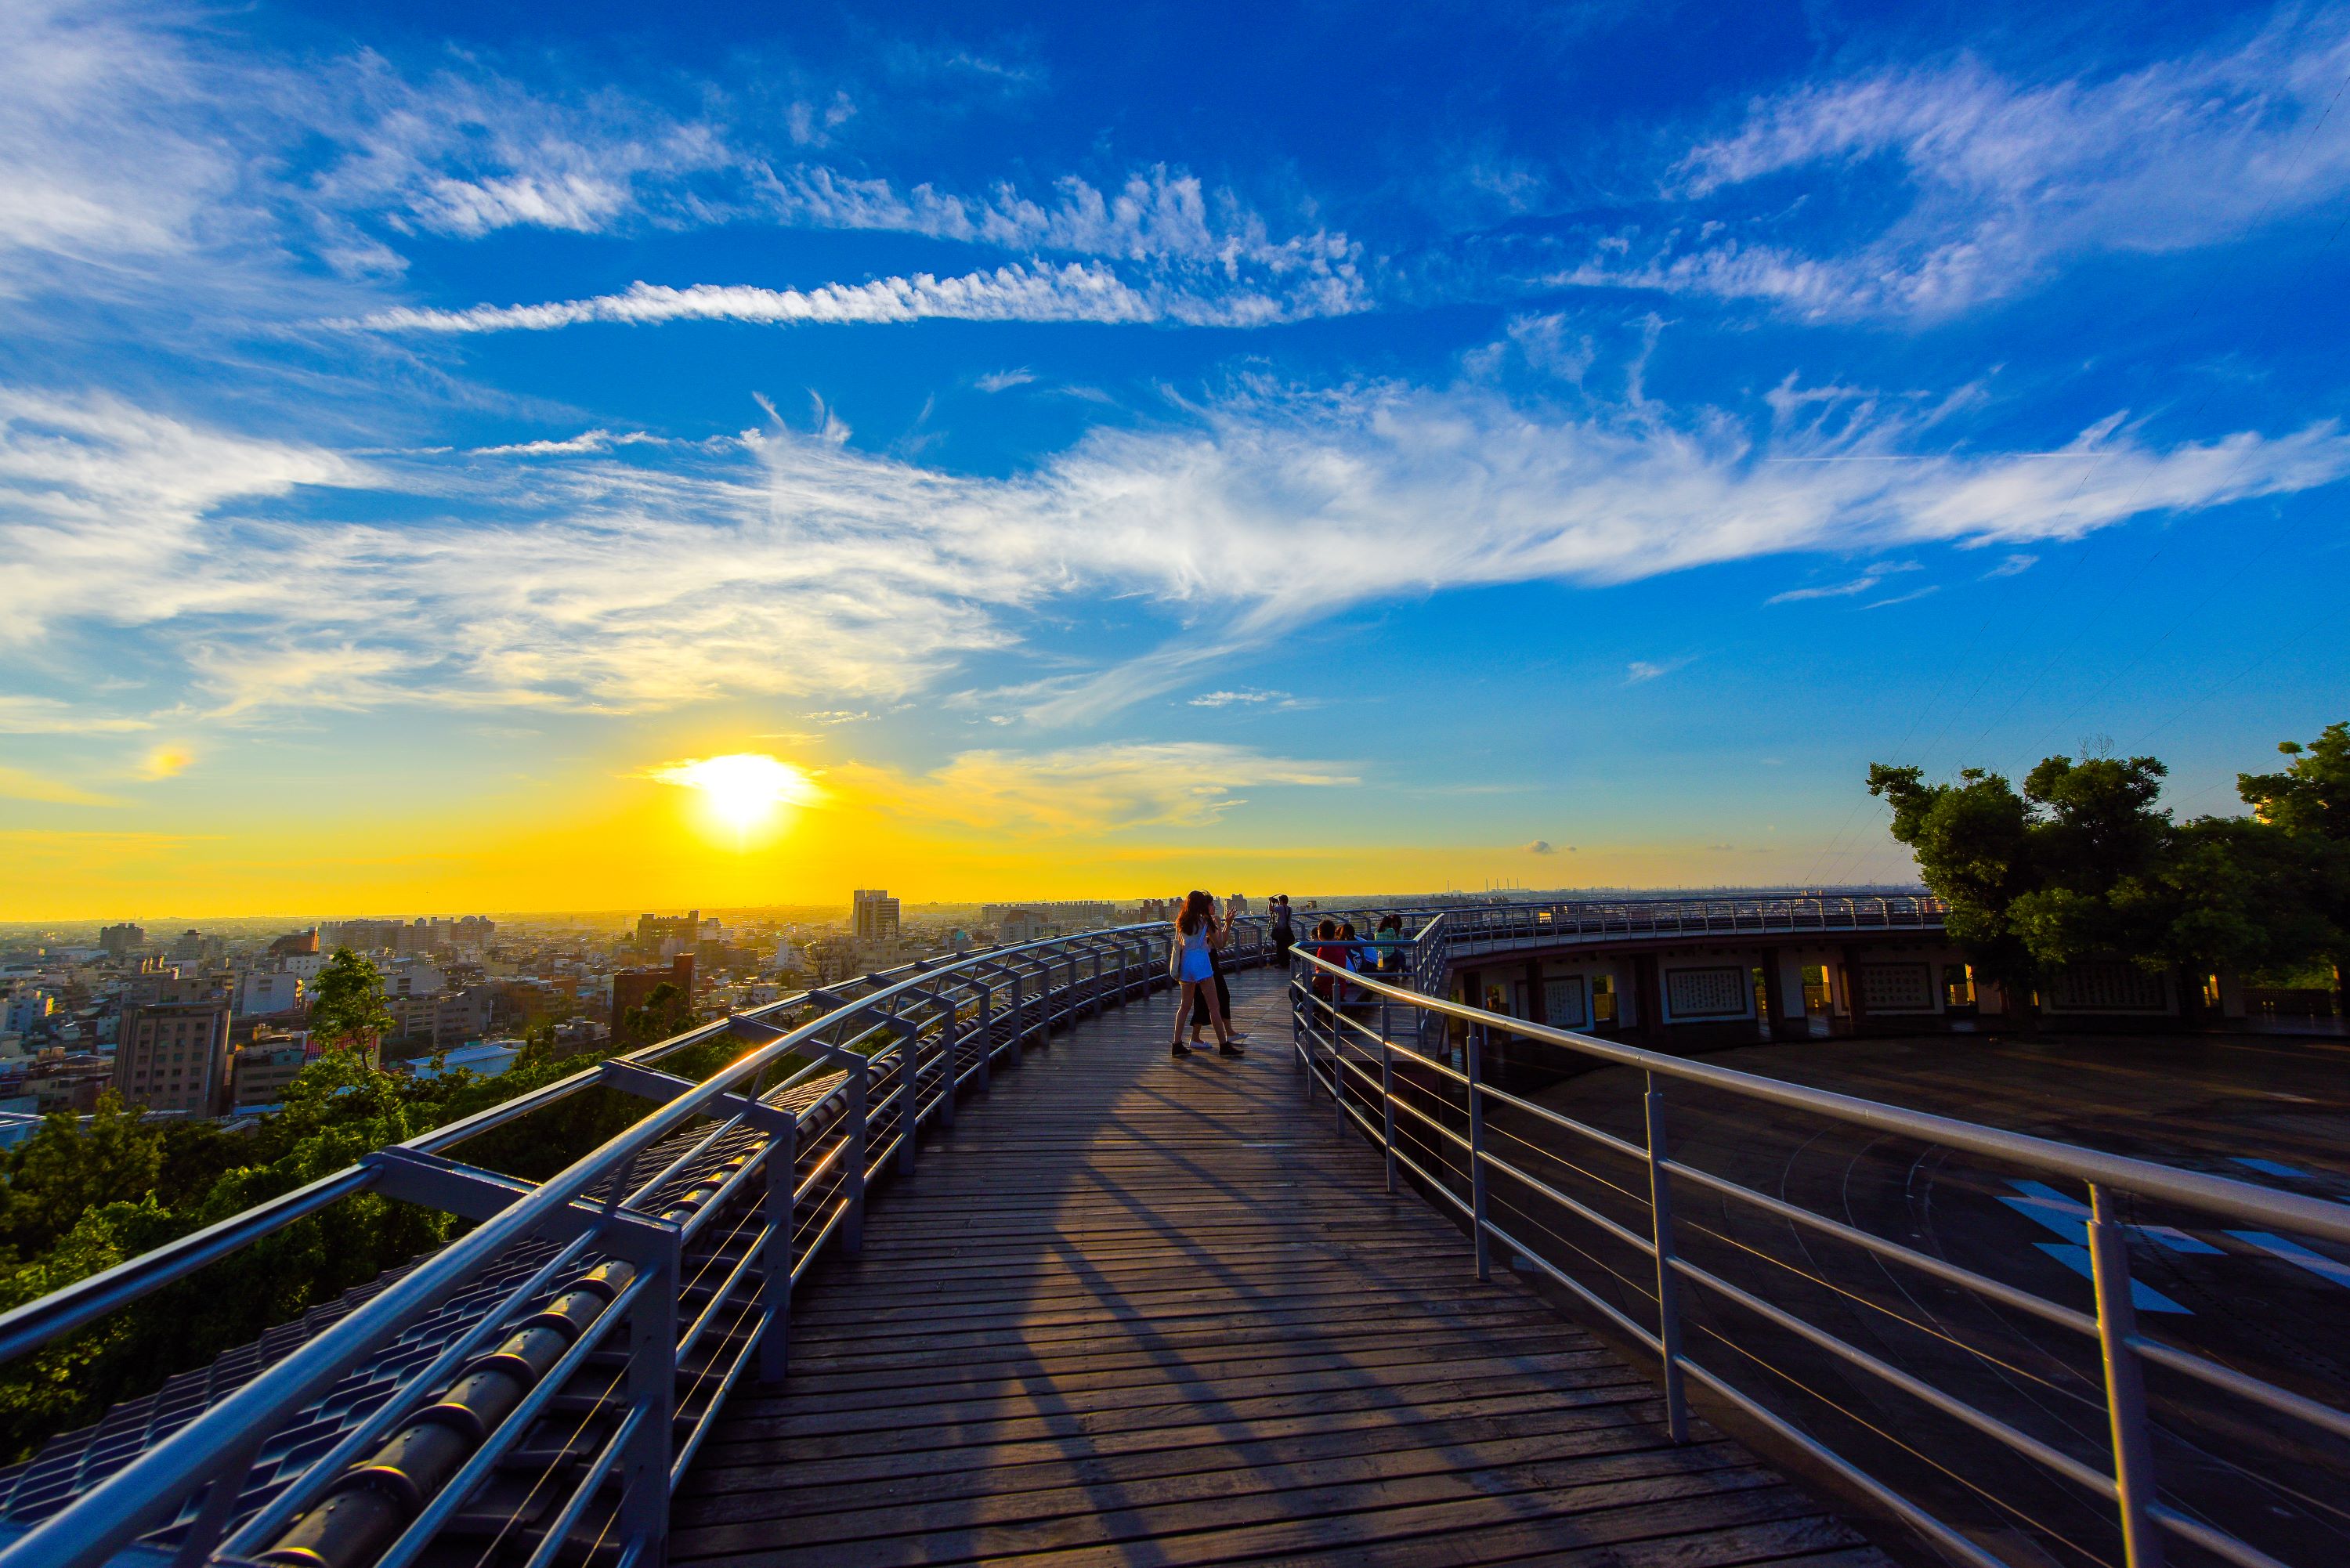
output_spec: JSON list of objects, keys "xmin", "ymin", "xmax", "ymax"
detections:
[
  {"xmin": 0, "ymin": 695, "xmax": 154, "ymax": 734},
  {"xmin": 1983, "ymin": 552, "xmax": 2038, "ymax": 578},
  {"xmin": 349, "ymin": 258, "xmax": 1353, "ymax": 335},
  {"xmin": 1588, "ymin": 13, "xmax": 2350, "ymax": 316},
  {"xmin": 0, "ymin": 388, "xmax": 373, "ymax": 649},
  {"xmin": 1622, "ymin": 658, "xmax": 1692, "ymax": 685},
  {"xmin": 835, "ymin": 742, "xmax": 1356, "ymax": 834},
  {"xmin": 977, "ymin": 368, "xmax": 1037, "ymax": 393},
  {"xmin": 9, "ymin": 379, "xmax": 2346, "ymax": 724},
  {"xmin": 1187, "ymin": 688, "xmax": 1288, "ymax": 706},
  {"xmin": 472, "ymin": 429, "xmax": 666, "ymax": 456},
  {"xmin": 1524, "ymin": 839, "xmax": 1564, "ymax": 854}
]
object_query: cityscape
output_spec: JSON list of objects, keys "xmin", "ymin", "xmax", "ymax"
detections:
[{"xmin": 2, "ymin": 0, "xmax": 2348, "ymax": 1566}]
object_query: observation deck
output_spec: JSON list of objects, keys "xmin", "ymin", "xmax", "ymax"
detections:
[{"xmin": 0, "ymin": 905, "xmax": 2344, "ymax": 1568}]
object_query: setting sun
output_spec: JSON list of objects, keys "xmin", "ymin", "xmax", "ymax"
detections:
[{"xmin": 645, "ymin": 753, "xmax": 822, "ymax": 839}]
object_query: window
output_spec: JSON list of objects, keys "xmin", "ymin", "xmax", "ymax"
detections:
[
  {"xmin": 1543, "ymin": 977, "xmax": 1589, "ymax": 1028},
  {"xmin": 1592, "ymin": 975, "xmax": 1618, "ymax": 1024},
  {"xmin": 1801, "ymin": 964, "xmax": 1832, "ymax": 1015},
  {"xmin": 1665, "ymin": 966, "xmax": 1749, "ymax": 1019},
  {"xmin": 1945, "ymin": 963, "xmax": 1976, "ymax": 1008},
  {"xmin": 1859, "ymin": 963, "xmax": 1936, "ymax": 1013}
]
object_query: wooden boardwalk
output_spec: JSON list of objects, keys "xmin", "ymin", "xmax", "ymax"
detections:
[{"xmin": 671, "ymin": 970, "xmax": 1888, "ymax": 1566}]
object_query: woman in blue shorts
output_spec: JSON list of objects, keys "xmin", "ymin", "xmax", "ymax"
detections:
[{"xmin": 1169, "ymin": 890, "xmax": 1242, "ymax": 1058}]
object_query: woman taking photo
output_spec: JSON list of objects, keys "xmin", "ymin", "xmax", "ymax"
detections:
[{"xmin": 1170, "ymin": 891, "xmax": 1243, "ymax": 1058}]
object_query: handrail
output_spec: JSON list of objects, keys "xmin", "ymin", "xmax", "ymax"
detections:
[
  {"xmin": 1292, "ymin": 954, "xmax": 2350, "ymax": 1246},
  {"xmin": 0, "ymin": 919, "xmax": 1264, "ymax": 1568},
  {"xmin": 1285, "ymin": 945, "xmax": 2350, "ymax": 1568}
]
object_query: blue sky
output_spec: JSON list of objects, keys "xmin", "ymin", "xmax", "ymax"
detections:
[{"xmin": 3, "ymin": 0, "xmax": 2348, "ymax": 915}]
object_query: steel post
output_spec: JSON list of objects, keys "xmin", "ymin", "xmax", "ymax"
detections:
[
  {"xmin": 935, "ymin": 1001, "xmax": 958, "ymax": 1131},
  {"xmin": 616, "ymin": 1222, "xmax": 679, "ymax": 1567},
  {"xmin": 1643, "ymin": 1075, "xmax": 1690, "ymax": 1442},
  {"xmin": 1379, "ymin": 1017, "xmax": 1397, "ymax": 1196},
  {"xmin": 973, "ymin": 981, "xmax": 992, "ymax": 1091},
  {"xmin": 2088, "ymin": 1183, "xmax": 2164, "ymax": 1568},
  {"xmin": 1467, "ymin": 1022, "xmax": 1491, "ymax": 1282},
  {"xmin": 843, "ymin": 1058, "xmax": 867, "ymax": 1255},
  {"xmin": 758, "ymin": 1114, "xmax": 799, "ymax": 1384}
]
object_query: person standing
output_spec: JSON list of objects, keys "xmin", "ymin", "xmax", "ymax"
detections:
[
  {"xmin": 1180, "ymin": 893, "xmax": 1238, "ymax": 1050},
  {"xmin": 1271, "ymin": 895, "xmax": 1296, "ymax": 970},
  {"xmin": 1169, "ymin": 891, "xmax": 1242, "ymax": 1057}
]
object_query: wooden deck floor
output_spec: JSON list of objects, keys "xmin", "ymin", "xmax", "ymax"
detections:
[{"xmin": 671, "ymin": 970, "xmax": 1889, "ymax": 1566}]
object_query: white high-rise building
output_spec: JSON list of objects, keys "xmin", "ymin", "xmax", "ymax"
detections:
[{"xmin": 851, "ymin": 889, "xmax": 902, "ymax": 940}]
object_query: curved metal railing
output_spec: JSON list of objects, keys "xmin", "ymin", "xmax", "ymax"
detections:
[
  {"xmin": 0, "ymin": 920, "xmax": 1266, "ymax": 1568},
  {"xmin": 1286, "ymin": 945, "xmax": 2350, "ymax": 1568}
]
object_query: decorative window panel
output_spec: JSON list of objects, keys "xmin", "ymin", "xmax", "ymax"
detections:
[
  {"xmin": 1665, "ymin": 966, "xmax": 1748, "ymax": 1019},
  {"xmin": 1859, "ymin": 963, "xmax": 1936, "ymax": 1013},
  {"xmin": 1543, "ymin": 977, "xmax": 1588, "ymax": 1028},
  {"xmin": 2051, "ymin": 963, "xmax": 2167, "ymax": 1013}
]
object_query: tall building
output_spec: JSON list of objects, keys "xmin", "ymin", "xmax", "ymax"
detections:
[
  {"xmin": 612, "ymin": 955, "xmax": 696, "ymax": 1035},
  {"xmin": 99, "ymin": 923, "xmax": 146, "ymax": 956},
  {"xmin": 118, "ymin": 1000, "xmax": 233, "ymax": 1117},
  {"xmin": 269, "ymin": 928, "xmax": 320, "ymax": 957},
  {"xmin": 635, "ymin": 911, "xmax": 701, "ymax": 957},
  {"xmin": 851, "ymin": 890, "xmax": 902, "ymax": 940}
]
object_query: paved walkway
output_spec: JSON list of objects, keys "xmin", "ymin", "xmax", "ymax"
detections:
[{"xmin": 670, "ymin": 970, "xmax": 1886, "ymax": 1566}]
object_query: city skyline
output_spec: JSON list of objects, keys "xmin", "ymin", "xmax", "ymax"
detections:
[{"xmin": 6, "ymin": 1, "xmax": 2349, "ymax": 917}]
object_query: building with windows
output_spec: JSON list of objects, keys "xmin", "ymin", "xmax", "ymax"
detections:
[
  {"xmin": 851, "ymin": 890, "xmax": 902, "ymax": 941},
  {"xmin": 99, "ymin": 923, "xmax": 146, "ymax": 956},
  {"xmin": 118, "ymin": 1000, "xmax": 233, "ymax": 1117},
  {"xmin": 635, "ymin": 912, "xmax": 701, "ymax": 959},
  {"xmin": 612, "ymin": 955, "xmax": 695, "ymax": 1035},
  {"xmin": 237, "ymin": 970, "xmax": 306, "ymax": 1018}
]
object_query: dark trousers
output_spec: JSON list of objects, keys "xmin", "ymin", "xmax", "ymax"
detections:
[{"xmin": 1181, "ymin": 968, "xmax": 1233, "ymax": 1034}]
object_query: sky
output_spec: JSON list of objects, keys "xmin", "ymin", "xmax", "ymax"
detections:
[{"xmin": 4, "ymin": 0, "xmax": 2349, "ymax": 919}]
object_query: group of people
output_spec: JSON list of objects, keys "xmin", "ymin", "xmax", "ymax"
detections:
[
  {"xmin": 1299, "ymin": 912, "xmax": 1408, "ymax": 1005},
  {"xmin": 1166, "ymin": 895, "xmax": 1415, "ymax": 1053}
]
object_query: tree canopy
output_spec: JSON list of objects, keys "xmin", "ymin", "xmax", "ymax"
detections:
[
  {"xmin": 306, "ymin": 947, "xmax": 392, "ymax": 1051},
  {"xmin": 0, "ymin": 981, "xmax": 743, "ymax": 1463},
  {"xmin": 1871, "ymin": 724, "xmax": 2350, "ymax": 1009}
]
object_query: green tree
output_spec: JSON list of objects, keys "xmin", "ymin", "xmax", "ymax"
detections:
[
  {"xmin": 307, "ymin": 947, "xmax": 392, "ymax": 1053},
  {"xmin": 1868, "ymin": 753, "xmax": 2179, "ymax": 1018},
  {"xmin": 620, "ymin": 981, "xmax": 694, "ymax": 1047},
  {"xmin": 0, "ymin": 1095, "xmax": 164, "ymax": 1256},
  {"xmin": 2234, "ymin": 722, "xmax": 2350, "ymax": 1010}
]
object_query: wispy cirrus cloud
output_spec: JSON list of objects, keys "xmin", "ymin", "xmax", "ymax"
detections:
[
  {"xmin": 1566, "ymin": 10, "xmax": 2350, "ymax": 317},
  {"xmin": 7, "ymin": 376, "xmax": 2346, "ymax": 725},
  {"xmin": 833, "ymin": 742, "xmax": 1356, "ymax": 834},
  {"xmin": 352, "ymin": 263, "xmax": 1170, "ymax": 334}
]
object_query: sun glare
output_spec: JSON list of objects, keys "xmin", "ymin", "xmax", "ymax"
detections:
[{"xmin": 646, "ymin": 753, "xmax": 821, "ymax": 840}]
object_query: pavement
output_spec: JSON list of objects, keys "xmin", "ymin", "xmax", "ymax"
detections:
[{"xmin": 1513, "ymin": 1028, "xmax": 2350, "ymax": 1568}]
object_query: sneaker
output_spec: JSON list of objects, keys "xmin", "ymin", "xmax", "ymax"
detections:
[
  {"xmin": 1170, "ymin": 1042, "xmax": 1191, "ymax": 1057},
  {"xmin": 1217, "ymin": 1042, "xmax": 1246, "ymax": 1057}
]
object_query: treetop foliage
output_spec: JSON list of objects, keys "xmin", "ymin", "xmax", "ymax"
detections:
[{"xmin": 1871, "ymin": 724, "xmax": 2350, "ymax": 1000}]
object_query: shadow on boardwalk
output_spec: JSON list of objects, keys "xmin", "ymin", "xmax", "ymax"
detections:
[{"xmin": 670, "ymin": 970, "xmax": 1888, "ymax": 1566}]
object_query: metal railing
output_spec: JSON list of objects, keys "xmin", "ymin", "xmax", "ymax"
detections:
[
  {"xmin": 1307, "ymin": 894, "xmax": 1944, "ymax": 958},
  {"xmin": 1286, "ymin": 946, "xmax": 2350, "ymax": 1568},
  {"xmin": 0, "ymin": 920, "xmax": 1267, "ymax": 1568}
]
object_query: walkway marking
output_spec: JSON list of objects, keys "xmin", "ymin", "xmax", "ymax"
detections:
[
  {"xmin": 2029, "ymin": 1245, "xmax": 2193, "ymax": 1313},
  {"xmin": 2224, "ymin": 1230, "xmax": 2350, "ymax": 1290},
  {"xmin": 1999, "ymin": 1180, "xmax": 2223, "ymax": 1255}
]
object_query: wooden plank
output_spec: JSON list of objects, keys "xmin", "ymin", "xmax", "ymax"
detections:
[{"xmin": 668, "ymin": 969, "xmax": 1888, "ymax": 1568}]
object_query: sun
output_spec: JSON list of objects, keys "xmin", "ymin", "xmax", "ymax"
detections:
[{"xmin": 645, "ymin": 753, "xmax": 822, "ymax": 840}]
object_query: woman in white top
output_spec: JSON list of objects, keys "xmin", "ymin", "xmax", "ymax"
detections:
[{"xmin": 1169, "ymin": 891, "xmax": 1242, "ymax": 1057}]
